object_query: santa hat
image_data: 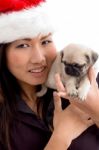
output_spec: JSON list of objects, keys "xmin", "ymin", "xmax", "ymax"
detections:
[{"xmin": 0, "ymin": 0, "xmax": 54, "ymax": 43}]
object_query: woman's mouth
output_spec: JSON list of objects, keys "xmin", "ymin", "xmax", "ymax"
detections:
[
  {"xmin": 29, "ymin": 66, "xmax": 45, "ymax": 73},
  {"xmin": 28, "ymin": 66, "xmax": 47, "ymax": 77}
]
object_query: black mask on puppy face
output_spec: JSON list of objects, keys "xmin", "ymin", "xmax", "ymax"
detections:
[{"xmin": 61, "ymin": 51, "xmax": 85, "ymax": 77}]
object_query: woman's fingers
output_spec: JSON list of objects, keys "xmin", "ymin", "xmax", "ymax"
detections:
[
  {"xmin": 54, "ymin": 73, "xmax": 70, "ymax": 99},
  {"xmin": 88, "ymin": 67, "xmax": 98, "ymax": 87},
  {"xmin": 53, "ymin": 92, "xmax": 62, "ymax": 113},
  {"xmin": 53, "ymin": 92, "xmax": 94, "ymax": 142},
  {"xmin": 54, "ymin": 73, "xmax": 65, "ymax": 92}
]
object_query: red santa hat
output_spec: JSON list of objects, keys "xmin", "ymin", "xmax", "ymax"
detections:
[{"xmin": 0, "ymin": 0, "xmax": 54, "ymax": 43}]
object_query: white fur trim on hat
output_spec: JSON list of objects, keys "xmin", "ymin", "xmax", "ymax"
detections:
[{"xmin": 0, "ymin": 4, "xmax": 54, "ymax": 43}]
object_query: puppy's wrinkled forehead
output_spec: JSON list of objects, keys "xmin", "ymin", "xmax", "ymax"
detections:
[
  {"xmin": 61, "ymin": 44, "xmax": 98, "ymax": 65},
  {"xmin": 61, "ymin": 48, "xmax": 87, "ymax": 65}
]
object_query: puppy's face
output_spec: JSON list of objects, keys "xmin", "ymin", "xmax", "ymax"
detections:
[{"xmin": 61, "ymin": 44, "xmax": 98, "ymax": 77}]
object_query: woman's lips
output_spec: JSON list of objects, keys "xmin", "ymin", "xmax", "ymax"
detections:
[
  {"xmin": 29, "ymin": 66, "xmax": 45, "ymax": 73},
  {"xmin": 28, "ymin": 66, "xmax": 47, "ymax": 77}
]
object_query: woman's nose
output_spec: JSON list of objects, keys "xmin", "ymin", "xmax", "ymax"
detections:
[{"xmin": 30, "ymin": 47, "xmax": 46, "ymax": 64}]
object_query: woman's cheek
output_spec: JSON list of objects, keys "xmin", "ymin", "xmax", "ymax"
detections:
[{"xmin": 48, "ymin": 47, "xmax": 57, "ymax": 62}]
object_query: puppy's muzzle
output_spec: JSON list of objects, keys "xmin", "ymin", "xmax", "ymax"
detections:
[{"xmin": 65, "ymin": 64, "xmax": 81, "ymax": 77}]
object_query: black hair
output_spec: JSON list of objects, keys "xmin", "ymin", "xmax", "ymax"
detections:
[
  {"xmin": 0, "ymin": 43, "xmax": 52, "ymax": 150},
  {"xmin": 0, "ymin": 43, "xmax": 23, "ymax": 150}
]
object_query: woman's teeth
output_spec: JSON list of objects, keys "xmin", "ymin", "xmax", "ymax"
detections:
[{"xmin": 29, "ymin": 67, "xmax": 45, "ymax": 73}]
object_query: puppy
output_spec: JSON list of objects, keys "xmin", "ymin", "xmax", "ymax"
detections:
[{"xmin": 37, "ymin": 43, "xmax": 98, "ymax": 101}]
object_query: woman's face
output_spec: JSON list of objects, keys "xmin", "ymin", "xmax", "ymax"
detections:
[{"xmin": 6, "ymin": 33, "xmax": 57, "ymax": 87}]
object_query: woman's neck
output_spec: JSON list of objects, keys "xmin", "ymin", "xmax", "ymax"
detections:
[
  {"xmin": 22, "ymin": 90, "xmax": 38, "ymax": 115},
  {"xmin": 19, "ymin": 82, "xmax": 38, "ymax": 113}
]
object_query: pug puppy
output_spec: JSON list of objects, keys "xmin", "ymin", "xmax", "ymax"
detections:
[{"xmin": 37, "ymin": 43, "xmax": 98, "ymax": 101}]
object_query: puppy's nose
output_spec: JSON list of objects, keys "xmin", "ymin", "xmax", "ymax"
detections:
[{"xmin": 65, "ymin": 66, "xmax": 80, "ymax": 77}]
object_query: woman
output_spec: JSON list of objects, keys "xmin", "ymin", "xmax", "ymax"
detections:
[{"xmin": 0, "ymin": 0, "xmax": 99, "ymax": 150}]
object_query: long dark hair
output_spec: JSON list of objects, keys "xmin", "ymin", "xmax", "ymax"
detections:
[
  {"xmin": 0, "ymin": 43, "xmax": 52, "ymax": 150},
  {"xmin": 0, "ymin": 43, "xmax": 23, "ymax": 150}
]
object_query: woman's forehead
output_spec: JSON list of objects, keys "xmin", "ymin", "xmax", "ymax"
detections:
[
  {"xmin": 6, "ymin": 33, "xmax": 52, "ymax": 48},
  {"xmin": 13, "ymin": 33, "xmax": 52, "ymax": 43}
]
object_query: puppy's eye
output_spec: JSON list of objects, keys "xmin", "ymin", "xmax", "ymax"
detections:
[
  {"xmin": 81, "ymin": 64, "xmax": 86, "ymax": 68},
  {"xmin": 73, "ymin": 63, "xmax": 80, "ymax": 68}
]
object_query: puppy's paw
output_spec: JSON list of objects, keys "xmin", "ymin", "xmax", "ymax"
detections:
[
  {"xmin": 67, "ymin": 88, "xmax": 78, "ymax": 98},
  {"xmin": 78, "ymin": 91, "xmax": 87, "ymax": 101},
  {"xmin": 78, "ymin": 84, "xmax": 90, "ymax": 101}
]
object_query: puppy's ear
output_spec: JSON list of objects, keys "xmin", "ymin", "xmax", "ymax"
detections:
[
  {"xmin": 60, "ymin": 51, "xmax": 64, "ymax": 63},
  {"xmin": 85, "ymin": 54, "xmax": 90, "ymax": 64},
  {"xmin": 91, "ymin": 51, "xmax": 98, "ymax": 64}
]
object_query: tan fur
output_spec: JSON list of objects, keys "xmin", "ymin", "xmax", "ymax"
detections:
[{"xmin": 37, "ymin": 43, "xmax": 98, "ymax": 100}]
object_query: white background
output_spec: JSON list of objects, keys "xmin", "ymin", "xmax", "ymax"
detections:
[{"xmin": 46, "ymin": 0, "xmax": 99, "ymax": 54}]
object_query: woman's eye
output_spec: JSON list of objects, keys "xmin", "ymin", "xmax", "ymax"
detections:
[
  {"xmin": 16, "ymin": 44, "xmax": 30, "ymax": 48},
  {"xmin": 42, "ymin": 40, "xmax": 52, "ymax": 45}
]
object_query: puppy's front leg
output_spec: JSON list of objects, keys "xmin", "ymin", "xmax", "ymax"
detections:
[
  {"xmin": 78, "ymin": 76, "xmax": 90, "ymax": 101},
  {"xmin": 65, "ymin": 77, "xmax": 78, "ymax": 98}
]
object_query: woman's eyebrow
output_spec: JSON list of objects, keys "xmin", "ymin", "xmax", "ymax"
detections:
[
  {"xmin": 14, "ymin": 38, "xmax": 31, "ymax": 43},
  {"xmin": 40, "ymin": 33, "xmax": 52, "ymax": 40},
  {"xmin": 21, "ymin": 36, "xmax": 49, "ymax": 41},
  {"xmin": 22, "ymin": 38, "xmax": 31, "ymax": 41},
  {"xmin": 16, "ymin": 34, "xmax": 52, "ymax": 42}
]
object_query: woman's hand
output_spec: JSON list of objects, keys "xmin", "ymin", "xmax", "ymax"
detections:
[
  {"xmin": 52, "ymin": 92, "xmax": 93, "ymax": 149},
  {"xmin": 54, "ymin": 67, "xmax": 99, "ymax": 127},
  {"xmin": 75, "ymin": 67, "xmax": 99, "ymax": 126},
  {"xmin": 45, "ymin": 91, "xmax": 93, "ymax": 150},
  {"xmin": 45, "ymin": 69, "xmax": 96, "ymax": 150}
]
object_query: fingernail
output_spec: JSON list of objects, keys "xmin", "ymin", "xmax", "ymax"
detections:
[{"xmin": 53, "ymin": 92, "xmax": 57, "ymax": 96}]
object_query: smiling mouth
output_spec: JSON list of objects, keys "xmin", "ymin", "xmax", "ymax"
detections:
[{"xmin": 29, "ymin": 66, "xmax": 46, "ymax": 73}]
